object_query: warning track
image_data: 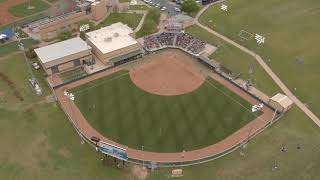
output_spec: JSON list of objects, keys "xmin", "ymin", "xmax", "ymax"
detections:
[{"xmin": 54, "ymin": 51, "xmax": 274, "ymax": 165}]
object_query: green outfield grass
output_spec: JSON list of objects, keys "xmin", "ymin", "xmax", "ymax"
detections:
[
  {"xmin": 149, "ymin": 107, "xmax": 320, "ymax": 180},
  {"xmin": 186, "ymin": 25, "xmax": 280, "ymax": 96},
  {"xmin": 1, "ymin": 45, "xmax": 320, "ymax": 179},
  {"xmin": 95, "ymin": 13, "xmax": 143, "ymax": 30},
  {"xmin": 199, "ymin": 0, "xmax": 320, "ymax": 118},
  {"xmin": 71, "ymin": 70, "xmax": 259, "ymax": 152},
  {"xmin": 8, "ymin": 0, "xmax": 50, "ymax": 17}
]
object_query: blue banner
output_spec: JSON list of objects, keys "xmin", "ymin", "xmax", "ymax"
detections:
[{"xmin": 97, "ymin": 141, "xmax": 128, "ymax": 161}]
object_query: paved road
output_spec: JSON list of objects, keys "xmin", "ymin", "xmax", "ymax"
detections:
[{"xmin": 195, "ymin": 2, "xmax": 320, "ymax": 127}]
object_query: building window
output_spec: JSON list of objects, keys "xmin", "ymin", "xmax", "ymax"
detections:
[
  {"xmin": 73, "ymin": 59, "xmax": 81, "ymax": 66},
  {"xmin": 51, "ymin": 66, "xmax": 59, "ymax": 74}
]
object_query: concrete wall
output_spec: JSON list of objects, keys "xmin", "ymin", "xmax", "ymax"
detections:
[
  {"xmin": 91, "ymin": 0, "xmax": 108, "ymax": 21},
  {"xmin": 87, "ymin": 40, "xmax": 142, "ymax": 65}
]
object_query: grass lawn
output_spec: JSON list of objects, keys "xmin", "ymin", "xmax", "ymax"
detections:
[
  {"xmin": 71, "ymin": 70, "xmax": 259, "ymax": 152},
  {"xmin": 149, "ymin": 107, "xmax": 320, "ymax": 180},
  {"xmin": 199, "ymin": 0, "xmax": 320, "ymax": 118},
  {"xmin": 0, "ymin": 46, "xmax": 320, "ymax": 179},
  {"xmin": 0, "ymin": 0, "xmax": 7, "ymax": 3},
  {"xmin": 0, "ymin": 39, "xmax": 39, "ymax": 57},
  {"xmin": 129, "ymin": 5, "xmax": 149, "ymax": 11},
  {"xmin": 136, "ymin": 9, "xmax": 160, "ymax": 38},
  {"xmin": 186, "ymin": 25, "xmax": 280, "ymax": 96},
  {"xmin": 8, "ymin": 0, "xmax": 50, "ymax": 17},
  {"xmin": 95, "ymin": 13, "xmax": 143, "ymax": 30}
]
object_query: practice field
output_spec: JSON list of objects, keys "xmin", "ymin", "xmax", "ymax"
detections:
[
  {"xmin": 70, "ymin": 52, "xmax": 260, "ymax": 153},
  {"xmin": 199, "ymin": 0, "xmax": 320, "ymax": 118},
  {"xmin": 8, "ymin": 0, "xmax": 50, "ymax": 17}
]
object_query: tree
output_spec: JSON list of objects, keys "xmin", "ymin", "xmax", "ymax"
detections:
[
  {"xmin": 58, "ymin": 30, "xmax": 73, "ymax": 41},
  {"xmin": 181, "ymin": 0, "xmax": 200, "ymax": 16}
]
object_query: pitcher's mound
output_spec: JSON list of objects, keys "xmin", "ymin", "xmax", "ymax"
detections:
[{"xmin": 130, "ymin": 50, "xmax": 205, "ymax": 96}]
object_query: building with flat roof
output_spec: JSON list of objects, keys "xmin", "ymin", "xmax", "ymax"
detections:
[
  {"xmin": 86, "ymin": 22, "xmax": 143, "ymax": 66},
  {"xmin": 35, "ymin": 37, "xmax": 92, "ymax": 75},
  {"xmin": 269, "ymin": 93, "xmax": 294, "ymax": 112}
]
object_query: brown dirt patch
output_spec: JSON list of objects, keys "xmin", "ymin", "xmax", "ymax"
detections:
[
  {"xmin": 129, "ymin": 50, "xmax": 205, "ymax": 96},
  {"xmin": 0, "ymin": 91, "xmax": 4, "ymax": 96},
  {"xmin": 130, "ymin": 165, "xmax": 148, "ymax": 180}
]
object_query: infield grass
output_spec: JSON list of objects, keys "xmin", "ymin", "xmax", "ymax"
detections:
[
  {"xmin": 199, "ymin": 0, "xmax": 320, "ymax": 118},
  {"xmin": 8, "ymin": 0, "xmax": 50, "ymax": 17},
  {"xmin": 71, "ymin": 70, "xmax": 259, "ymax": 152}
]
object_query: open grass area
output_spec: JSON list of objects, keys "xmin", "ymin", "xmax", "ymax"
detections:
[
  {"xmin": 199, "ymin": 0, "xmax": 320, "ymax": 117},
  {"xmin": 95, "ymin": 13, "xmax": 143, "ymax": 30},
  {"xmin": 129, "ymin": 5, "xmax": 149, "ymax": 11},
  {"xmin": 0, "ymin": 0, "xmax": 7, "ymax": 3},
  {"xmin": 71, "ymin": 70, "xmax": 258, "ymax": 152},
  {"xmin": 0, "ymin": 39, "xmax": 39, "ymax": 57},
  {"xmin": 186, "ymin": 25, "xmax": 279, "ymax": 96},
  {"xmin": 136, "ymin": 9, "xmax": 160, "ymax": 38},
  {"xmin": 8, "ymin": 0, "xmax": 50, "ymax": 17},
  {"xmin": 0, "ymin": 44, "xmax": 320, "ymax": 179}
]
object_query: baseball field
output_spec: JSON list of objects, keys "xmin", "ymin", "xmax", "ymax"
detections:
[{"xmin": 69, "ymin": 50, "xmax": 261, "ymax": 153}]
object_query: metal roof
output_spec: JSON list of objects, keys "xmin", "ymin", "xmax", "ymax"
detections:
[
  {"xmin": 270, "ymin": 93, "xmax": 293, "ymax": 109},
  {"xmin": 35, "ymin": 37, "xmax": 91, "ymax": 64}
]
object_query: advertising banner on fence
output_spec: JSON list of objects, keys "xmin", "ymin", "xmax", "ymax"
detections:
[{"xmin": 97, "ymin": 141, "xmax": 128, "ymax": 161}]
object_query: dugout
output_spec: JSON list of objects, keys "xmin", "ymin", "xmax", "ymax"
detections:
[{"xmin": 268, "ymin": 93, "xmax": 293, "ymax": 112}]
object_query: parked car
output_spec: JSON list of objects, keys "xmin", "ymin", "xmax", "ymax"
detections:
[
  {"xmin": 161, "ymin": 6, "xmax": 167, "ymax": 11},
  {"xmin": 174, "ymin": 7, "xmax": 181, "ymax": 12}
]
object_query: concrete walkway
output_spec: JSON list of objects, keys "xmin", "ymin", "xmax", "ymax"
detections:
[
  {"xmin": 195, "ymin": 1, "xmax": 320, "ymax": 127},
  {"xmin": 134, "ymin": 11, "xmax": 147, "ymax": 33}
]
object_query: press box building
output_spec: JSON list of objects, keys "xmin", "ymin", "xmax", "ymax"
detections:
[{"xmin": 85, "ymin": 22, "xmax": 143, "ymax": 66}]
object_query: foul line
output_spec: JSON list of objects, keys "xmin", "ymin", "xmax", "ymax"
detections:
[
  {"xmin": 205, "ymin": 79, "xmax": 268, "ymax": 123},
  {"xmin": 72, "ymin": 72, "xmax": 129, "ymax": 95}
]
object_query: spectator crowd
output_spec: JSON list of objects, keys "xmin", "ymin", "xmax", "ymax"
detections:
[{"xmin": 144, "ymin": 32, "xmax": 206, "ymax": 55}]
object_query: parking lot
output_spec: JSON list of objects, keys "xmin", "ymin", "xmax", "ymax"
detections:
[{"xmin": 141, "ymin": 0, "xmax": 182, "ymax": 16}]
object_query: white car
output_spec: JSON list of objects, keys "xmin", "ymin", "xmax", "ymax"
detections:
[
  {"xmin": 155, "ymin": 3, "xmax": 161, "ymax": 8},
  {"xmin": 161, "ymin": 6, "xmax": 167, "ymax": 11},
  {"xmin": 174, "ymin": 7, "xmax": 181, "ymax": 12}
]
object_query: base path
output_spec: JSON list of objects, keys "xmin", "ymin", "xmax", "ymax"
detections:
[
  {"xmin": 195, "ymin": 1, "xmax": 320, "ymax": 127},
  {"xmin": 54, "ymin": 50, "xmax": 274, "ymax": 164}
]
